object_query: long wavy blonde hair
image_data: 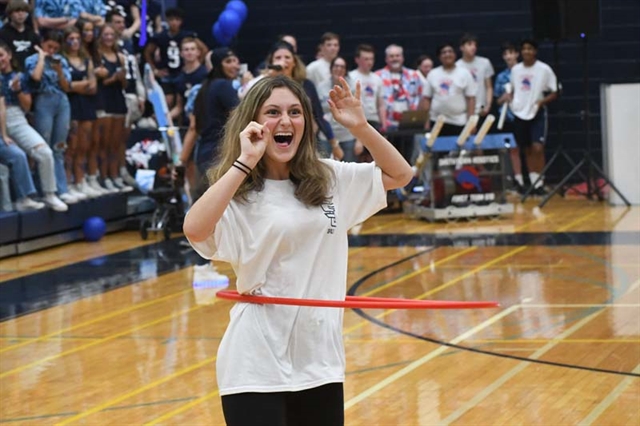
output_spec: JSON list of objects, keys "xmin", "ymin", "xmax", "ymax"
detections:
[{"xmin": 207, "ymin": 76, "xmax": 334, "ymax": 206}]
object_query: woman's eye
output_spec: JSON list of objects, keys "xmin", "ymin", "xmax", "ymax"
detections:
[
  {"xmin": 266, "ymin": 109, "xmax": 279, "ymax": 115},
  {"xmin": 289, "ymin": 109, "xmax": 301, "ymax": 116}
]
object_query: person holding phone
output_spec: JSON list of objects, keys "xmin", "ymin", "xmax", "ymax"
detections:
[{"xmin": 24, "ymin": 29, "xmax": 78, "ymax": 207}]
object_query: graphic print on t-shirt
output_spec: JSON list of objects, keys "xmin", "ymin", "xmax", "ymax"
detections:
[
  {"xmin": 439, "ymin": 79, "xmax": 453, "ymax": 95},
  {"xmin": 364, "ymin": 84, "xmax": 375, "ymax": 98},
  {"xmin": 469, "ymin": 67, "xmax": 478, "ymax": 81},
  {"xmin": 321, "ymin": 198, "xmax": 337, "ymax": 234},
  {"xmin": 520, "ymin": 75, "xmax": 533, "ymax": 92}
]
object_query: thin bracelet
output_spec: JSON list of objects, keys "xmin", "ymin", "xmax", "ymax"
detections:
[
  {"xmin": 232, "ymin": 163, "xmax": 250, "ymax": 176},
  {"xmin": 235, "ymin": 159, "xmax": 252, "ymax": 173}
]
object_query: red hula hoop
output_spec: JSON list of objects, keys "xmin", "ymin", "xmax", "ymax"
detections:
[{"xmin": 216, "ymin": 290, "xmax": 499, "ymax": 310}]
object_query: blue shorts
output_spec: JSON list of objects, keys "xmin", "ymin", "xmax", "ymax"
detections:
[{"xmin": 514, "ymin": 108, "xmax": 548, "ymax": 147}]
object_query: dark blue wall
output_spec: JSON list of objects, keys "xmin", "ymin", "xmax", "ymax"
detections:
[{"xmin": 181, "ymin": 0, "xmax": 640, "ymax": 183}]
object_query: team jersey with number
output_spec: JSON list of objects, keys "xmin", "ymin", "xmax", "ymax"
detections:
[{"xmin": 151, "ymin": 29, "xmax": 197, "ymax": 77}]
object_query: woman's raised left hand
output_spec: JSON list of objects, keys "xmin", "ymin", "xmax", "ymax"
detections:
[{"xmin": 328, "ymin": 77, "xmax": 367, "ymax": 130}]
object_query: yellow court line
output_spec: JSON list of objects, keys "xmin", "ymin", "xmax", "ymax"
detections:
[
  {"xmin": 556, "ymin": 211, "xmax": 598, "ymax": 232},
  {"xmin": 0, "ymin": 289, "xmax": 192, "ymax": 354},
  {"xmin": 344, "ymin": 246, "xmax": 527, "ymax": 335},
  {"xmin": 439, "ymin": 308, "xmax": 605, "ymax": 424},
  {"xmin": 343, "ymin": 305, "xmax": 521, "ymax": 410},
  {"xmin": 143, "ymin": 390, "xmax": 221, "ymax": 425},
  {"xmin": 361, "ymin": 218, "xmax": 407, "ymax": 235},
  {"xmin": 360, "ymin": 247, "xmax": 477, "ymax": 298},
  {"xmin": 577, "ymin": 363, "xmax": 640, "ymax": 426},
  {"xmin": 55, "ymin": 356, "xmax": 217, "ymax": 426},
  {"xmin": 0, "ymin": 305, "xmax": 202, "ymax": 379}
]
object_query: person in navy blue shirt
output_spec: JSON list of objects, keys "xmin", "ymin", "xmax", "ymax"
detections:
[
  {"xmin": 192, "ymin": 47, "xmax": 240, "ymax": 195},
  {"xmin": 169, "ymin": 36, "xmax": 207, "ymax": 126},
  {"xmin": 143, "ymin": 7, "xmax": 196, "ymax": 108}
]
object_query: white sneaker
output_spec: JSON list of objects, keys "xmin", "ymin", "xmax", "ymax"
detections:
[
  {"xmin": 77, "ymin": 180, "xmax": 103, "ymax": 198},
  {"xmin": 102, "ymin": 178, "xmax": 120, "ymax": 193},
  {"xmin": 15, "ymin": 197, "xmax": 46, "ymax": 212},
  {"xmin": 113, "ymin": 177, "xmax": 134, "ymax": 193},
  {"xmin": 68, "ymin": 185, "xmax": 89, "ymax": 201},
  {"xmin": 44, "ymin": 193, "xmax": 69, "ymax": 212},
  {"xmin": 87, "ymin": 175, "xmax": 109, "ymax": 194},
  {"xmin": 58, "ymin": 192, "xmax": 80, "ymax": 205}
]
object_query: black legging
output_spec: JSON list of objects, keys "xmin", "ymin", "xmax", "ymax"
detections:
[{"xmin": 221, "ymin": 383, "xmax": 344, "ymax": 426}]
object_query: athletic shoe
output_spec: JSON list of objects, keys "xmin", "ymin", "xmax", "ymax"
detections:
[
  {"xmin": 68, "ymin": 185, "xmax": 89, "ymax": 201},
  {"xmin": 44, "ymin": 193, "xmax": 69, "ymax": 211},
  {"xmin": 15, "ymin": 197, "xmax": 46, "ymax": 212},
  {"xmin": 87, "ymin": 175, "xmax": 109, "ymax": 194},
  {"xmin": 113, "ymin": 177, "xmax": 134, "ymax": 193},
  {"xmin": 58, "ymin": 192, "xmax": 80, "ymax": 205},
  {"xmin": 76, "ymin": 181, "xmax": 103, "ymax": 198},
  {"xmin": 102, "ymin": 178, "xmax": 120, "ymax": 193}
]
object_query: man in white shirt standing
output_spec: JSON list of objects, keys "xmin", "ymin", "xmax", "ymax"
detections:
[
  {"xmin": 422, "ymin": 42, "xmax": 476, "ymax": 136},
  {"xmin": 349, "ymin": 44, "xmax": 385, "ymax": 129},
  {"xmin": 306, "ymin": 32, "xmax": 340, "ymax": 86},
  {"xmin": 508, "ymin": 38, "xmax": 558, "ymax": 195},
  {"xmin": 349, "ymin": 44, "xmax": 386, "ymax": 159},
  {"xmin": 456, "ymin": 33, "xmax": 495, "ymax": 122}
]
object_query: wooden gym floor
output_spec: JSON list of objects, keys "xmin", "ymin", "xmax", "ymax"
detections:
[{"xmin": 0, "ymin": 198, "xmax": 638, "ymax": 425}]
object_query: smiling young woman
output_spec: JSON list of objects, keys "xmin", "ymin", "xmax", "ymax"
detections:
[{"xmin": 183, "ymin": 75, "xmax": 413, "ymax": 426}]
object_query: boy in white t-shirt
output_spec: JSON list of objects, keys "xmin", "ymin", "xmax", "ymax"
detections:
[
  {"xmin": 349, "ymin": 43, "xmax": 385, "ymax": 159},
  {"xmin": 306, "ymin": 32, "xmax": 340, "ymax": 86},
  {"xmin": 456, "ymin": 33, "xmax": 495, "ymax": 119},
  {"xmin": 508, "ymin": 38, "xmax": 558, "ymax": 195},
  {"xmin": 184, "ymin": 76, "xmax": 413, "ymax": 426},
  {"xmin": 422, "ymin": 42, "xmax": 476, "ymax": 135}
]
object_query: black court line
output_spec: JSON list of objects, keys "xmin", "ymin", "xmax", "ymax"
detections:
[
  {"xmin": 347, "ymin": 251, "xmax": 640, "ymax": 378},
  {"xmin": 0, "ymin": 239, "xmax": 206, "ymax": 321},
  {"xmin": 348, "ymin": 231, "xmax": 640, "ymax": 248},
  {"xmin": 1, "ymin": 231, "xmax": 638, "ymax": 323}
]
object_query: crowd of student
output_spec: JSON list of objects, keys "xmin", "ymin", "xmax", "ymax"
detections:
[{"xmin": 0, "ymin": 0, "xmax": 558, "ymax": 213}]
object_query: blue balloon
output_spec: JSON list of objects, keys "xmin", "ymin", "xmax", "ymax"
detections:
[
  {"xmin": 83, "ymin": 216, "xmax": 107, "ymax": 242},
  {"xmin": 213, "ymin": 21, "xmax": 232, "ymax": 46},
  {"xmin": 219, "ymin": 10, "xmax": 242, "ymax": 37},
  {"xmin": 226, "ymin": 0, "xmax": 248, "ymax": 22}
]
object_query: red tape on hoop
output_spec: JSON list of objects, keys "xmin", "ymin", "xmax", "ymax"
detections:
[{"xmin": 216, "ymin": 290, "xmax": 499, "ymax": 310}]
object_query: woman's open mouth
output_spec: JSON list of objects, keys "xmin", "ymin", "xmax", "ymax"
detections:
[{"xmin": 274, "ymin": 132, "xmax": 293, "ymax": 147}]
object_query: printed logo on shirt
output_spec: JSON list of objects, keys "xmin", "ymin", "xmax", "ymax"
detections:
[
  {"xmin": 13, "ymin": 41, "xmax": 33, "ymax": 53},
  {"xmin": 321, "ymin": 198, "xmax": 337, "ymax": 234},
  {"xmin": 470, "ymin": 68, "xmax": 478, "ymax": 81},
  {"xmin": 521, "ymin": 75, "xmax": 533, "ymax": 92},
  {"xmin": 439, "ymin": 79, "xmax": 453, "ymax": 95},
  {"xmin": 364, "ymin": 84, "xmax": 375, "ymax": 97}
]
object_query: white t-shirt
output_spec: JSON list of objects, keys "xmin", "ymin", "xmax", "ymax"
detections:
[
  {"xmin": 316, "ymin": 78, "xmax": 356, "ymax": 142},
  {"xmin": 423, "ymin": 65, "xmax": 476, "ymax": 126},
  {"xmin": 188, "ymin": 160, "xmax": 387, "ymax": 396},
  {"xmin": 348, "ymin": 69, "xmax": 384, "ymax": 123},
  {"xmin": 510, "ymin": 60, "xmax": 558, "ymax": 120},
  {"xmin": 306, "ymin": 58, "xmax": 331, "ymax": 86},
  {"xmin": 456, "ymin": 56, "xmax": 494, "ymax": 113}
]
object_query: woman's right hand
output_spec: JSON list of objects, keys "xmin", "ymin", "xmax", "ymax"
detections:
[
  {"xmin": 238, "ymin": 121, "xmax": 269, "ymax": 167},
  {"xmin": 94, "ymin": 66, "xmax": 109, "ymax": 79}
]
